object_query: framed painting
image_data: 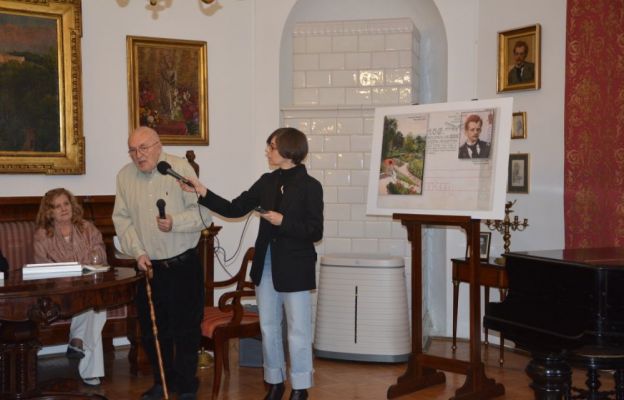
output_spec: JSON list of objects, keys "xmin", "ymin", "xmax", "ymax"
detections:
[
  {"xmin": 465, "ymin": 232, "xmax": 491, "ymax": 261},
  {"xmin": 497, "ymin": 24, "xmax": 541, "ymax": 93},
  {"xmin": 0, "ymin": 0, "xmax": 84, "ymax": 174},
  {"xmin": 511, "ymin": 111, "xmax": 527, "ymax": 139},
  {"xmin": 508, "ymin": 153, "xmax": 529, "ymax": 194},
  {"xmin": 127, "ymin": 36, "xmax": 208, "ymax": 145}
]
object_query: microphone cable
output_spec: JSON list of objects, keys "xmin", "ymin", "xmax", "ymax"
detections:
[{"xmin": 192, "ymin": 190, "xmax": 255, "ymax": 278}]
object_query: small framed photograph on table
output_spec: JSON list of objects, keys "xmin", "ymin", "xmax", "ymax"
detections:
[{"xmin": 466, "ymin": 232, "xmax": 492, "ymax": 261}]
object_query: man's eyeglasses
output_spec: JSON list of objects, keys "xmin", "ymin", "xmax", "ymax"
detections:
[{"xmin": 128, "ymin": 141, "xmax": 160, "ymax": 157}]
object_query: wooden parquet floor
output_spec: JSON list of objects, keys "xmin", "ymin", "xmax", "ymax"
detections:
[{"xmin": 37, "ymin": 338, "xmax": 615, "ymax": 399}]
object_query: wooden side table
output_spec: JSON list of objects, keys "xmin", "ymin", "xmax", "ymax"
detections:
[{"xmin": 451, "ymin": 257, "xmax": 508, "ymax": 365}]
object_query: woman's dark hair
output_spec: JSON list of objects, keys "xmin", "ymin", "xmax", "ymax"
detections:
[{"xmin": 267, "ymin": 127, "xmax": 309, "ymax": 165}]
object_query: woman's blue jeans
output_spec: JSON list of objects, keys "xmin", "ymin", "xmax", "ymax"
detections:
[{"xmin": 256, "ymin": 247, "xmax": 314, "ymax": 389}]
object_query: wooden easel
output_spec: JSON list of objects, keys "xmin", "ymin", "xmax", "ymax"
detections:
[{"xmin": 387, "ymin": 214, "xmax": 504, "ymax": 400}]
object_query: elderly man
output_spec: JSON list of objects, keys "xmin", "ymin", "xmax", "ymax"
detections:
[{"xmin": 113, "ymin": 126, "xmax": 211, "ymax": 400}]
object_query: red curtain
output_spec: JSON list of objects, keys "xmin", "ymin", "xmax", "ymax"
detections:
[{"xmin": 564, "ymin": 0, "xmax": 624, "ymax": 248}]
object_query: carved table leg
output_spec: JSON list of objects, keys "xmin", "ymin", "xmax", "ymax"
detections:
[{"xmin": 0, "ymin": 320, "xmax": 41, "ymax": 400}]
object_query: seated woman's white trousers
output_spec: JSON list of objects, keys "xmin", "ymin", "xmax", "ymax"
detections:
[{"xmin": 70, "ymin": 309, "xmax": 106, "ymax": 379}]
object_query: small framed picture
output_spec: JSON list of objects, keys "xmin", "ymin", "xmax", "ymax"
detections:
[
  {"xmin": 507, "ymin": 153, "xmax": 530, "ymax": 193},
  {"xmin": 497, "ymin": 24, "xmax": 541, "ymax": 93},
  {"xmin": 465, "ymin": 232, "xmax": 492, "ymax": 261},
  {"xmin": 511, "ymin": 112, "xmax": 527, "ymax": 139}
]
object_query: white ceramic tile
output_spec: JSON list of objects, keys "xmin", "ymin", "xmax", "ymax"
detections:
[
  {"xmin": 365, "ymin": 221, "xmax": 392, "ymax": 238},
  {"xmin": 323, "ymin": 186, "xmax": 338, "ymax": 203},
  {"xmin": 350, "ymin": 170, "xmax": 369, "ymax": 187},
  {"xmin": 293, "ymin": 71, "xmax": 306, "ymax": 88},
  {"xmin": 351, "ymin": 238, "xmax": 379, "ymax": 254},
  {"xmin": 307, "ymin": 169, "xmax": 324, "ymax": 184},
  {"xmin": 385, "ymin": 68, "xmax": 411, "ymax": 85},
  {"xmin": 372, "ymin": 51, "xmax": 400, "ymax": 69},
  {"xmin": 332, "ymin": 35, "xmax": 357, "ymax": 52},
  {"xmin": 350, "ymin": 135, "xmax": 372, "ymax": 152},
  {"xmin": 325, "ymin": 169, "xmax": 351, "ymax": 186},
  {"xmin": 323, "ymin": 136, "xmax": 350, "ymax": 152},
  {"xmin": 309, "ymin": 152, "xmax": 337, "ymax": 169},
  {"xmin": 331, "ymin": 70, "xmax": 358, "ymax": 87},
  {"xmin": 350, "ymin": 204, "xmax": 367, "ymax": 220},
  {"xmin": 282, "ymin": 118, "xmax": 310, "ymax": 133},
  {"xmin": 324, "ymin": 220, "xmax": 338, "ymax": 237},
  {"xmin": 338, "ymin": 186, "xmax": 365, "ymax": 203},
  {"xmin": 319, "ymin": 88, "xmax": 346, "ymax": 106},
  {"xmin": 306, "ymin": 71, "xmax": 332, "ymax": 87},
  {"xmin": 379, "ymin": 239, "xmax": 406, "ymax": 257},
  {"xmin": 345, "ymin": 53, "xmax": 371, "ymax": 69},
  {"xmin": 293, "ymin": 88, "xmax": 319, "ymax": 106},
  {"xmin": 293, "ymin": 36, "xmax": 306, "ymax": 54},
  {"xmin": 293, "ymin": 54, "xmax": 319, "ymax": 71},
  {"xmin": 391, "ymin": 221, "xmax": 408, "ymax": 239},
  {"xmin": 323, "ymin": 238, "xmax": 352, "ymax": 254},
  {"xmin": 399, "ymin": 87, "xmax": 413, "ymax": 104},
  {"xmin": 307, "ymin": 135, "xmax": 323, "ymax": 152},
  {"xmin": 336, "ymin": 117, "xmax": 363, "ymax": 134},
  {"xmin": 337, "ymin": 152, "xmax": 364, "ymax": 169},
  {"xmin": 363, "ymin": 117, "xmax": 375, "ymax": 134},
  {"xmin": 310, "ymin": 118, "xmax": 336, "ymax": 135},
  {"xmin": 339, "ymin": 221, "xmax": 365, "ymax": 238},
  {"xmin": 372, "ymin": 87, "xmax": 399, "ymax": 105},
  {"xmin": 307, "ymin": 36, "xmax": 332, "ymax": 53},
  {"xmin": 319, "ymin": 53, "xmax": 345, "ymax": 70},
  {"xmin": 324, "ymin": 204, "xmax": 352, "ymax": 221},
  {"xmin": 363, "ymin": 153, "xmax": 372, "ymax": 169},
  {"xmin": 399, "ymin": 50, "xmax": 413, "ymax": 68},
  {"xmin": 346, "ymin": 88, "xmax": 372, "ymax": 105},
  {"xmin": 359, "ymin": 34, "xmax": 385, "ymax": 52},
  {"xmin": 359, "ymin": 70, "xmax": 385, "ymax": 87},
  {"xmin": 385, "ymin": 33, "xmax": 412, "ymax": 51}
]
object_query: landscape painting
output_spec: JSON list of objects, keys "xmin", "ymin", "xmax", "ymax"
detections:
[{"xmin": 378, "ymin": 114, "xmax": 427, "ymax": 195}]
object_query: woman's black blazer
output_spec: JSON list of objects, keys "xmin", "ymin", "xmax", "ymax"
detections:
[{"xmin": 197, "ymin": 164, "xmax": 323, "ymax": 292}]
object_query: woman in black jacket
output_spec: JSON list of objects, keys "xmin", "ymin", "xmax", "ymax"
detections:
[{"xmin": 181, "ymin": 127, "xmax": 323, "ymax": 400}]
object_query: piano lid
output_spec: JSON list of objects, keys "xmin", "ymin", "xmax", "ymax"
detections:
[{"xmin": 505, "ymin": 247, "xmax": 624, "ymax": 269}]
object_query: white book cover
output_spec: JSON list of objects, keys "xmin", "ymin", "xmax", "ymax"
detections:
[
  {"xmin": 23, "ymin": 261, "xmax": 83, "ymax": 274},
  {"xmin": 22, "ymin": 270, "xmax": 83, "ymax": 280}
]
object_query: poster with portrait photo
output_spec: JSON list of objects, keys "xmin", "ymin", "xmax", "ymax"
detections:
[
  {"xmin": 457, "ymin": 111, "xmax": 494, "ymax": 159},
  {"xmin": 367, "ymin": 98, "xmax": 513, "ymax": 220}
]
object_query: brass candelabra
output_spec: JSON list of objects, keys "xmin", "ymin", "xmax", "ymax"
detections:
[{"xmin": 484, "ymin": 200, "xmax": 528, "ymax": 264}]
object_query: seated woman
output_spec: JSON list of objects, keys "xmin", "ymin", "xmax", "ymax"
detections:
[
  {"xmin": 33, "ymin": 188, "xmax": 107, "ymax": 387},
  {"xmin": 0, "ymin": 249, "xmax": 7, "ymax": 279}
]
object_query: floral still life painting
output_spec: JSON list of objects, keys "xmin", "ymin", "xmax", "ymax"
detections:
[{"xmin": 127, "ymin": 36, "xmax": 208, "ymax": 145}]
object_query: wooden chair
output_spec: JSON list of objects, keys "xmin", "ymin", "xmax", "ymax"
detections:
[{"xmin": 200, "ymin": 247, "xmax": 260, "ymax": 399}]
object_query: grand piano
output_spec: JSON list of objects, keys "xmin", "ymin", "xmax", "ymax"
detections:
[{"xmin": 484, "ymin": 247, "xmax": 624, "ymax": 399}]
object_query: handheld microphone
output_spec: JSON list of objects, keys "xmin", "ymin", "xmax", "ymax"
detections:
[
  {"xmin": 156, "ymin": 199, "xmax": 166, "ymax": 219},
  {"xmin": 157, "ymin": 161, "xmax": 194, "ymax": 187}
]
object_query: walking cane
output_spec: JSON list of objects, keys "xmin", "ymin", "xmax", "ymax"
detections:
[{"xmin": 145, "ymin": 270, "xmax": 170, "ymax": 400}]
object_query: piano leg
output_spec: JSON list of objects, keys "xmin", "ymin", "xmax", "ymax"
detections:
[{"xmin": 526, "ymin": 352, "xmax": 572, "ymax": 400}]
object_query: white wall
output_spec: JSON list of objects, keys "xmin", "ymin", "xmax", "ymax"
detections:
[{"xmin": 1, "ymin": 0, "xmax": 567, "ymax": 343}]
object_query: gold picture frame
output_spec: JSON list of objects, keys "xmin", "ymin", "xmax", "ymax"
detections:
[
  {"xmin": 507, "ymin": 153, "xmax": 530, "ymax": 194},
  {"xmin": 511, "ymin": 111, "xmax": 527, "ymax": 139},
  {"xmin": 497, "ymin": 24, "xmax": 541, "ymax": 93},
  {"xmin": 127, "ymin": 36, "xmax": 208, "ymax": 145},
  {"xmin": 0, "ymin": 0, "xmax": 84, "ymax": 174}
]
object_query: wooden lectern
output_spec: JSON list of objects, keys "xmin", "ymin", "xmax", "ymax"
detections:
[{"xmin": 387, "ymin": 214, "xmax": 504, "ymax": 400}]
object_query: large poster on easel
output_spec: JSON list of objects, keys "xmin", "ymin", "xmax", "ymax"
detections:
[{"xmin": 366, "ymin": 98, "xmax": 513, "ymax": 220}]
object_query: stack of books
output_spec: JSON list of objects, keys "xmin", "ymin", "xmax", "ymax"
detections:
[{"xmin": 23, "ymin": 261, "xmax": 84, "ymax": 280}]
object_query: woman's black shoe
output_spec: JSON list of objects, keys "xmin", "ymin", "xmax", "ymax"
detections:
[
  {"xmin": 263, "ymin": 382, "xmax": 285, "ymax": 400},
  {"xmin": 289, "ymin": 389, "xmax": 308, "ymax": 400}
]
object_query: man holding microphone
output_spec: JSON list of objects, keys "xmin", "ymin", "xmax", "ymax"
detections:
[{"xmin": 113, "ymin": 126, "xmax": 210, "ymax": 400}]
